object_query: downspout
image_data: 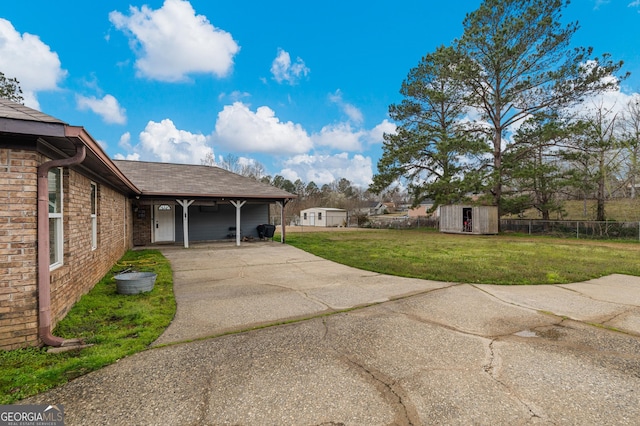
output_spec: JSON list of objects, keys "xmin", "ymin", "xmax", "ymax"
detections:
[{"xmin": 37, "ymin": 142, "xmax": 86, "ymax": 346}]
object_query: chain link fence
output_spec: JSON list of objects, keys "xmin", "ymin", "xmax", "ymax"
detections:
[
  {"xmin": 356, "ymin": 216, "xmax": 640, "ymax": 241},
  {"xmin": 500, "ymin": 219, "xmax": 640, "ymax": 241},
  {"xmin": 281, "ymin": 212, "xmax": 640, "ymax": 241},
  {"xmin": 362, "ymin": 216, "xmax": 440, "ymax": 229}
]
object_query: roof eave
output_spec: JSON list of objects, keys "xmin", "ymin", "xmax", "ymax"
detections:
[
  {"xmin": 64, "ymin": 126, "xmax": 141, "ymax": 195},
  {"xmin": 0, "ymin": 116, "xmax": 66, "ymax": 138},
  {"xmin": 139, "ymin": 192, "xmax": 297, "ymax": 200}
]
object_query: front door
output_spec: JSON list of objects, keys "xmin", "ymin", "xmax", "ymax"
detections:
[
  {"xmin": 309, "ymin": 212, "xmax": 315, "ymax": 226},
  {"xmin": 154, "ymin": 204, "xmax": 175, "ymax": 242}
]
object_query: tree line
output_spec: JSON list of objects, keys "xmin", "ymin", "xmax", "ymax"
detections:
[
  {"xmin": 370, "ymin": 0, "xmax": 636, "ymax": 223},
  {"xmin": 202, "ymin": 153, "xmax": 403, "ymax": 222}
]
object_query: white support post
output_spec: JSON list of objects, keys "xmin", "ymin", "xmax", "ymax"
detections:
[
  {"xmin": 276, "ymin": 201, "xmax": 285, "ymax": 244},
  {"xmin": 177, "ymin": 199, "xmax": 194, "ymax": 248},
  {"xmin": 230, "ymin": 200, "xmax": 246, "ymax": 246}
]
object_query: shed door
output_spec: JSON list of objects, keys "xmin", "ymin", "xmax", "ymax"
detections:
[
  {"xmin": 463, "ymin": 207, "xmax": 472, "ymax": 233},
  {"xmin": 154, "ymin": 204, "xmax": 175, "ymax": 242},
  {"xmin": 309, "ymin": 212, "xmax": 316, "ymax": 226}
]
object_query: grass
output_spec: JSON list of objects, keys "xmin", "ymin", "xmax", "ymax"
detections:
[
  {"xmin": 516, "ymin": 198, "xmax": 640, "ymax": 221},
  {"xmin": 0, "ymin": 249, "xmax": 175, "ymax": 404},
  {"xmin": 281, "ymin": 228, "xmax": 640, "ymax": 285}
]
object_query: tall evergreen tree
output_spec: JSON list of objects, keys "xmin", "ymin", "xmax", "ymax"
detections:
[
  {"xmin": 371, "ymin": 46, "xmax": 488, "ymax": 209},
  {"xmin": 454, "ymin": 0, "xmax": 627, "ymax": 216}
]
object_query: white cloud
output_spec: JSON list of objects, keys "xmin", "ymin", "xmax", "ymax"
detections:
[
  {"xmin": 313, "ymin": 123, "xmax": 365, "ymax": 151},
  {"xmin": 214, "ymin": 102, "xmax": 313, "ymax": 154},
  {"xmin": 281, "ymin": 153, "xmax": 374, "ymax": 188},
  {"xmin": 109, "ymin": 0, "xmax": 239, "ymax": 82},
  {"xmin": 218, "ymin": 90, "xmax": 250, "ymax": 102},
  {"xmin": 629, "ymin": 1, "xmax": 640, "ymax": 10},
  {"xmin": 111, "ymin": 101, "xmax": 388, "ymax": 187},
  {"xmin": 590, "ymin": 89, "xmax": 638, "ymax": 114},
  {"xmin": 367, "ymin": 119, "xmax": 397, "ymax": 144},
  {"xmin": 0, "ymin": 19, "xmax": 66, "ymax": 108},
  {"xmin": 210, "ymin": 103, "xmax": 390, "ymax": 186},
  {"xmin": 116, "ymin": 119, "xmax": 213, "ymax": 164},
  {"xmin": 77, "ymin": 94, "xmax": 127, "ymax": 124},
  {"xmin": 329, "ymin": 90, "xmax": 363, "ymax": 124},
  {"xmin": 113, "ymin": 134, "xmax": 137, "ymax": 161},
  {"xmin": 114, "ymin": 152, "xmax": 141, "ymax": 161},
  {"xmin": 118, "ymin": 132, "xmax": 132, "ymax": 150},
  {"xmin": 312, "ymin": 119, "xmax": 396, "ymax": 151},
  {"xmin": 566, "ymin": 82, "xmax": 639, "ymax": 119},
  {"xmin": 270, "ymin": 48, "xmax": 310, "ymax": 85},
  {"xmin": 343, "ymin": 104, "xmax": 364, "ymax": 124}
]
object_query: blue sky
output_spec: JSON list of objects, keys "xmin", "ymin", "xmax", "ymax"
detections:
[{"xmin": 1, "ymin": 0, "xmax": 639, "ymax": 188}]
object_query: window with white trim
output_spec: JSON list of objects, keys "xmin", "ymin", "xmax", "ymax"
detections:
[
  {"xmin": 91, "ymin": 182, "xmax": 98, "ymax": 250},
  {"xmin": 49, "ymin": 168, "xmax": 63, "ymax": 269}
]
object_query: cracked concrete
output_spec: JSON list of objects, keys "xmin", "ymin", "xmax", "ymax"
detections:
[
  {"xmin": 342, "ymin": 356, "xmax": 420, "ymax": 425},
  {"xmin": 22, "ymin": 243, "xmax": 640, "ymax": 425}
]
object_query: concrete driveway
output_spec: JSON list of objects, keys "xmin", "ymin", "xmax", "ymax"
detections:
[{"xmin": 25, "ymin": 243, "xmax": 640, "ymax": 425}]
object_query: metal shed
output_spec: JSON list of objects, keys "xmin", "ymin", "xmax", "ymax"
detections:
[
  {"xmin": 439, "ymin": 205, "xmax": 498, "ymax": 235},
  {"xmin": 300, "ymin": 207, "xmax": 347, "ymax": 227}
]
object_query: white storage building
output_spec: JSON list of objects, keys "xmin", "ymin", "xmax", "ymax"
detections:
[{"xmin": 300, "ymin": 207, "xmax": 347, "ymax": 227}]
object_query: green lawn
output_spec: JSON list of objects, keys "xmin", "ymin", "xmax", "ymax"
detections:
[
  {"xmin": 517, "ymin": 198, "xmax": 640, "ymax": 221},
  {"xmin": 0, "ymin": 250, "xmax": 175, "ymax": 404},
  {"xmin": 283, "ymin": 228, "xmax": 640, "ymax": 285}
]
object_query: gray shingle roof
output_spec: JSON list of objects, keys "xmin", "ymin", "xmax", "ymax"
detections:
[
  {"xmin": 0, "ymin": 98, "xmax": 65, "ymax": 124},
  {"xmin": 113, "ymin": 160, "xmax": 295, "ymax": 200},
  {"xmin": 0, "ymin": 98, "xmax": 67, "ymax": 137}
]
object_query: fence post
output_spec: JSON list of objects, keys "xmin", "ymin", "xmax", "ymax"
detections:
[
  {"xmin": 576, "ymin": 221, "xmax": 579, "ymax": 239},
  {"xmin": 529, "ymin": 220, "xmax": 532, "ymax": 235}
]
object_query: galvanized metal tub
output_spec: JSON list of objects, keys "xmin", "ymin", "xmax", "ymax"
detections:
[{"xmin": 114, "ymin": 272, "xmax": 157, "ymax": 295}]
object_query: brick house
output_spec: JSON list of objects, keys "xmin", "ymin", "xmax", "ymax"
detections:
[
  {"xmin": 407, "ymin": 200, "xmax": 438, "ymax": 218},
  {"xmin": 0, "ymin": 99, "xmax": 294, "ymax": 350}
]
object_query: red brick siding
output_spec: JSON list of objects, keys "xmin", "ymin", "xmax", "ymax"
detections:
[
  {"xmin": 0, "ymin": 149, "xmax": 39, "ymax": 348},
  {"xmin": 0, "ymin": 148, "xmax": 133, "ymax": 349},
  {"xmin": 133, "ymin": 205, "xmax": 152, "ymax": 246}
]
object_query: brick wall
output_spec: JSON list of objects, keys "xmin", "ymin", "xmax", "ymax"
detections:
[
  {"xmin": 0, "ymin": 149, "xmax": 39, "ymax": 348},
  {"xmin": 0, "ymin": 148, "xmax": 133, "ymax": 349},
  {"xmin": 133, "ymin": 205, "xmax": 152, "ymax": 246},
  {"xmin": 49, "ymin": 169, "xmax": 132, "ymax": 324}
]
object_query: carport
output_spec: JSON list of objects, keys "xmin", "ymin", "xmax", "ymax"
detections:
[{"xmin": 114, "ymin": 160, "xmax": 296, "ymax": 247}]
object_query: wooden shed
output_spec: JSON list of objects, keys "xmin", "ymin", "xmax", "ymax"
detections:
[{"xmin": 439, "ymin": 205, "xmax": 498, "ymax": 235}]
